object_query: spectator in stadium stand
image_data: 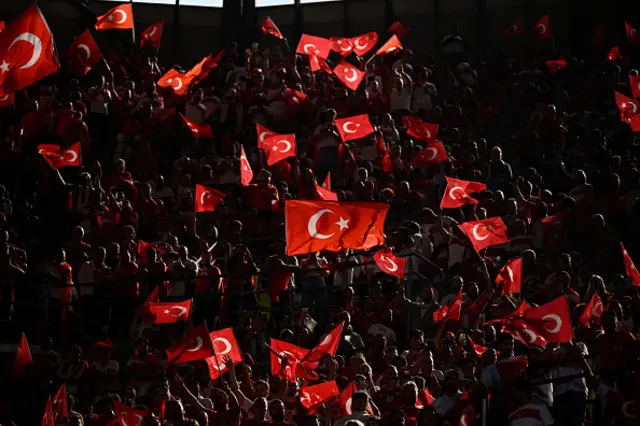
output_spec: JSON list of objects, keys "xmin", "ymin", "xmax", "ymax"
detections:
[{"xmin": 3, "ymin": 2, "xmax": 640, "ymax": 425}]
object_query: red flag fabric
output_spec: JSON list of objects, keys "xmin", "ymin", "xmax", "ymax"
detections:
[
  {"xmin": 13, "ymin": 332, "xmax": 32, "ymax": 377},
  {"xmin": 335, "ymin": 114, "xmax": 375, "ymax": 142},
  {"xmin": 113, "ymin": 400, "xmax": 150, "ymax": 426},
  {"xmin": 504, "ymin": 16, "xmax": 525, "ymax": 37},
  {"xmin": 299, "ymin": 381, "xmax": 340, "ymax": 412},
  {"xmin": 315, "ymin": 181, "xmax": 338, "ymax": 201},
  {"xmin": 535, "ymin": 15, "xmax": 552, "ymax": 40},
  {"xmin": 416, "ymin": 388, "xmax": 435, "ymax": 409},
  {"xmin": 458, "ymin": 217, "xmax": 509, "ymax": 252},
  {"xmin": 0, "ymin": 5, "xmax": 59, "ymax": 96},
  {"xmin": 38, "ymin": 143, "xmax": 82, "ymax": 169},
  {"xmin": 433, "ymin": 288, "xmax": 462, "ymax": 323},
  {"xmin": 296, "ymin": 34, "xmax": 332, "ymax": 59},
  {"xmin": 580, "ymin": 292, "xmax": 604, "ymax": 326},
  {"xmin": 440, "ymin": 176, "xmax": 487, "ymax": 209},
  {"xmin": 309, "ymin": 53, "xmax": 333, "ymax": 74},
  {"xmin": 185, "ymin": 51, "xmax": 223, "ymax": 85},
  {"xmin": 284, "ymin": 200, "xmax": 388, "ymax": 256},
  {"xmin": 334, "ymin": 61, "xmax": 365, "ymax": 91},
  {"xmin": 375, "ymin": 35, "xmax": 403, "ymax": 56},
  {"xmin": 240, "ymin": 145, "xmax": 254, "ymax": 186},
  {"xmin": 180, "ymin": 113, "xmax": 213, "ymax": 138},
  {"xmin": 495, "ymin": 258, "xmax": 522, "ymax": 296},
  {"xmin": 412, "ymin": 141, "xmax": 448, "ymax": 166},
  {"xmin": 621, "ymin": 243, "xmax": 640, "ymax": 286},
  {"xmin": 630, "ymin": 75, "xmax": 640, "ymax": 99},
  {"xmin": 387, "ymin": 21, "xmax": 409, "ymax": 38},
  {"xmin": 301, "ymin": 322, "xmax": 344, "ymax": 366},
  {"xmin": 270, "ymin": 339, "xmax": 310, "ymax": 383},
  {"xmin": 608, "ymin": 46, "xmax": 622, "ymax": 61},
  {"xmin": 52, "ymin": 384, "xmax": 68, "ymax": 423},
  {"xmin": 195, "ymin": 184, "xmax": 224, "ymax": 213},
  {"xmin": 504, "ymin": 319, "xmax": 548, "ymax": 347},
  {"xmin": 263, "ymin": 133, "xmax": 297, "ymax": 166},
  {"xmin": 403, "ymin": 116, "xmax": 438, "ymax": 142},
  {"xmin": 615, "ymin": 91, "xmax": 640, "ymax": 121},
  {"xmin": 262, "ymin": 16, "xmax": 284, "ymax": 39},
  {"xmin": 626, "ymin": 21, "xmax": 640, "ymax": 45},
  {"xmin": 524, "ymin": 296, "xmax": 574, "ymax": 343},
  {"xmin": 468, "ymin": 338, "xmax": 488, "ymax": 358},
  {"xmin": 157, "ymin": 69, "xmax": 193, "ymax": 96},
  {"xmin": 350, "ymin": 32, "xmax": 378, "ymax": 56},
  {"xmin": 205, "ymin": 328, "xmax": 244, "ymax": 380},
  {"xmin": 373, "ymin": 247, "xmax": 406, "ymax": 278},
  {"xmin": 166, "ymin": 323, "xmax": 215, "ymax": 364},
  {"xmin": 95, "ymin": 4, "xmax": 134, "ymax": 31},
  {"xmin": 256, "ymin": 123, "xmax": 277, "ymax": 150},
  {"xmin": 336, "ymin": 382, "xmax": 374, "ymax": 416},
  {"xmin": 331, "ymin": 37, "xmax": 354, "ymax": 56},
  {"xmin": 0, "ymin": 21, "xmax": 4, "ymax": 32},
  {"xmin": 140, "ymin": 22, "xmax": 163, "ymax": 48},
  {"xmin": 146, "ymin": 299, "xmax": 193, "ymax": 324},
  {"xmin": 68, "ymin": 30, "xmax": 101, "ymax": 76},
  {"xmin": 546, "ymin": 58, "xmax": 568, "ymax": 74},
  {"xmin": 0, "ymin": 93, "xmax": 14, "ymax": 108},
  {"xmin": 269, "ymin": 268, "xmax": 292, "ymax": 302},
  {"xmin": 42, "ymin": 397, "xmax": 54, "ymax": 426}
]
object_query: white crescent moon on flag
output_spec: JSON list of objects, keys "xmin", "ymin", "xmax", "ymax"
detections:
[
  {"xmin": 537, "ymin": 24, "xmax": 547, "ymax": 34},
  {"xmin": 63, "ymin": 149, "xmax": 78, "ymax": 163},
  {"xmin": 506, "ymin": 266, "xmax": 514, "ymax": 282},
  {"xmin": 542, "ymin": 314, "xmax": 562, "ymax": 333},
  {"xmin": 113, "ymin": 9, "xmax": 128, "ymax": 25},
  {"xmin": 212, "ymin": 337, "xmax": 232, "ymax": 355},
  {"xmin": 342, "ymin": 122, "xmax": 358, "ymax": 134},
  {"xmin": 472, "ymin": 224, "xmax": 489, "ymax": 241},
  {"xmin": 307, "ymin": 209, "xmax": 335, "ymax": 239},
  {"xmin": 274, "ymin": 140, "xmax": 292, "ymax": 153},
  {"xmin": 337, "ymin": 40, "xmax": 352, "ymax": 52},
  {"xmin": 622, "ymin": 401, "xmax": 637, "ymax": 419},
  {"xmin": 77, "ymin": 44, "xmax": 91, "ymax": 60},
  {"xmin": 303, "ymin": 44, "xmax": 319, "ymax": 55},
  {"xmin": 448, "ymin": 186, "xmax": 466, "ymax": 200},
  {"xmin": 354, "ymin": 37, "xmax": 368, "ymax": 50},
  {"xmin": 169, "ymin": 78, "xmax": 183, "ymax": 91},
  {"xmin": 9, "ymin": 33, "xmax": 43, "ymax": 70},
  {"xmin": 260, "ymin": 131, "xmax": 274, "ymax": 142},
  {"xmin": 149, "ymin": 26, "xmax": 158, "ymax": 37},
  {"xmin": 425, "ymin": 147, "xmax": 438, "ymax": 160},
  {"xmin": 344, "ymin": 68, "xmax": 358, "ymax": 83},
  {"xmin": 0, "ymin": 95, "xmax": 8, "ymax": 102},
  {"xmin": 628, "ymin": 102, "xmax": 638, "ymax": 114},
  {"xmin": 522, "ymin": 328, "xmax": 537, "ymax": 344},
  {"xmin": 345, "ymin": 397, "xmax": 353, "ymax": 414},
  {"xmin": 380, "ymin": 255, "xmax": 398, "ymax": 272},
  {"xmin": 170, "ymin": 305, "xmax": 188, "ymax": 317},
  {"xmin": 460, "ymin": 414, "xmax": 468, "ymax": 426},
  {"xmin": 200, "ymin": 190, "xmax": 211, "ymax": 206},
  {"xmin": 592, "ymin": 301, "xmax": 602, "ymax": 317},
  {"xmin": 511, "ymin": 24, "xmax": 518, "ymax": 32},
  {"xmin": 187, "ymin": 336, "xmax": 203, "ymax": 352}
]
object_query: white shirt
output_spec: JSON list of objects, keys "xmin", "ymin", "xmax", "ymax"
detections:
[
  {"xmin": 552, "ymin": 343, "xmax": 588, "ymax": 397},
  {"xmin": 390, "ymin": 87, "xmax": 412, "ymax": 112},
  {"xmin": 77, "ymin": 261, "xmax": 96, "ymax": 296},
  {"xmin": 431, "ymin": 392, "xmax": 462, "ymax": 415},
  {"xmin": 508, "ymin": 403, "xmax": 554, "ymax": 426}
]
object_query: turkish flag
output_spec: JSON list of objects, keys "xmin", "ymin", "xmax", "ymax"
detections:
[
  {"xmin": 580, "ymin": 292, "xmax": 604, "ymax": 326},
  {"xmin": 158, "ymin": 69, "xmax": 193, "ymax": 96},
  {"xmin": 195, "ymin": 184, "xmax": 224, "ymax": 213},
  {"xmin": 296, "ymin": 34, "xmax": 332, "ymax": 59},
  {"xmin": 0, "ymin": 5, "xmax": 59, "ymax": 96},
  {"xmin": 269, "ymin": 268, "xmax": 293, "ymax": 302},
  {"xmin": 309, "ymin": 53, "xmax": 333, "ymax": 74},
  {"xmin": 262, "ymin": 16, "xmax": 284, "ymax": 39},
  {"xmin": 13, "ymin": 332, "xmax": 32, "ymax": 377},
  {"xmin": 146, "ymin": 299, "xmax": 193, "ymax": 324},
  {"xmin": 350, "ymin": 32, "xmax": 378, "ymax": 56},
  {"xmin": 630, "ymin": 75, "xmax": 640, "ymax": 99},
  {"xmin": 205, "ymin": 328, "xmax": 243, "ymax": 380},
  {"xmin": 68, "ymin": 30, "xmax": 102, "ymax": 76},
  {"xmin": 95, "ymin": 4, "xmax": 134, "ymax": 31},
  {"xmin": 375, "ymin": 35, "xmax": 403, "ymax": 56},
  {"xmin": 534, "ymin": 15, "xmax": 552, "ymax": 40},
  {"xmin": 299, "ymin": 381, "xmax": 340, "ymax": 412},
  {"xmin": 0, "ymin": 21, "xmax": 4, "ymax": 32},
  {"xmin": 621, "ymin": 242, "xmax": 640, "ymax": 286},
  {"xmin": 0, "ymin": 93, "xmax": 14, "ymax": 108},
  {"xmin": 433, "ymin": 288, "xmax": 462, "ymax": 323},
  {"xmin": 315, "ymin": 181, "xmax": 338, "ymax": 201},
  {"xmin": 468, "ymin": 338, "xmax": 489, "ymax": 358},
  {"xmin": 546, "ymin": 58, "xmax": 568, "ymax": 74},
  {"xmin": 416, "ymin": 388, "xmax": 435, "ymax": 409},
  {"xmin": 608, "ymin": 46, "xmax": 622, "ymax": 61},
  {"xmin": 504, "ymin": 319, "xmax": 548, "ymax": 347},
  {"xmin": 257, "ymin": 123, "xmax": 278, "ymax": 150},
  {"xmin": 113, "ymin": 400, "xmax": 149, "ymax": 426},
  {"xmin": 270, "ymin": 339, "xmax": 310, "ymax": 383},
  {"xmin": 185, "ymin": 50, "xmax": 223, "ymax": 85},
  {"xmin": 38, "ymin": 143, "xmax": 81, "ymax": 169},
  {"xmin": 140, "ymin": 22, "xmax": 163, "ymax": 48},
  {"xmin": 524, "ymin": 296, "xmax": 574, "ymax": 343},
  {"xmin": 615, "ymin": 91, "xmax": 640, "ymax": 121},
  {"xmin": 180, "ymin": 113, "xmax": 213, "ymax": 138},
  {"xmin": 301, "ymin": 322, "xmax": 344, "ymax": 367},
  {"xmin": 240, "ymin": 145, "xmax": 254, "ymax": 186},
  {"xmin": 263, "ymin": 133, "xmax": 296, "ymax": 166},
  {"xmin": 331, "ymin": 37, "xmax": 354, "ymax": 56},
  {"xmin": 335, "ymin": 114, "xmax": 374, "ymax": 142},
  {"xmin": 412, "ymin": 141, "xmax": 448, "ymax": 166},
  {"xmin": 373, "ymin": 247, "xmax": 405, "ymax": 278},
  {"xmin": 336, "ymin": 382, "xmax": 374, "ymax": 416},
  {"xmin": 458, "ymin": 216, "xmax": 509, "ymax": 252},
  {"xmin": 403, "ymin": 116, "xmax": 438, "ymax": 142},
  {"xmin": 440, "ymin": 176, "xmax": 487, "ymax": 209},
  {"xmin": 504, "ymin": 16, "xmax": 525, "ymax": 37},
  {"xmin": 284, "ymin": 200, "xmax": 388, "ymax": 256},
  {"xmin": 166, "ymin": 323, "xmax": 215, "ymax": 364},
  {"xmin": 387, "ymin": 21, "xmax": 409, "ymax": 38},
  {"xmin": 42, "ymin": 397, "xmax": 54, "ymax": 426},
  {"xmin": 495, "ymin": 257, "xmax": 522, "ymax": 296},
  {"xmin": 334, "ymin": 61, "xmax": 365, "ymax": 91},
  {"xmin": 626, "ymin": 21, "xmax": 640, "ymax": 45},
  {"xmin": 52, "ymin": 384, "xmax": 68, "ymax": 423}
]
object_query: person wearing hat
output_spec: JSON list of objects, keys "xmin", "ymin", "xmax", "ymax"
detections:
[{"xmin": 335, "ymin": 390, "xmax": 375, "ymax": 426}]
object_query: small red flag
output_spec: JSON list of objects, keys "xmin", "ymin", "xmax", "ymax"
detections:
[
  {"xmin": 166, "ymin": 323, "xmax": 215, "ymax": 364},
  {"xmin": 13, "ymin": 332, "xmax": 32, "ymax": 377},
  {"xmin": 334, "ymin": 61, "xmax": 365, "ymax": 91},
  {"xmin": 403, "ymin": 116, "xmax": 438, "ymax": 142},
  {"xmin": 296, "ymin": 34, "xmax": 332, "ymax": 59},
  {"xmin": 495, "ymin": 258, "xmax": 522, "ymax": 296},
  {"xmin": 240, "ymin": 145, "xmax": 254, "ymax": 186},
  {"xmin": 504, "ymin": 16, "xmax": 525, "ymax": 37},
  {"xmin": 546, "ymin": 58, "xmax": 568, "ymax": 74},
  {"xmin": 335, "ymin": 114, "xmax": 375, "ymax": 142},
  {"xmin": 387, "ymin": 21, "xmax": 409, "ymax": 38},
  {"xmin": 256, "ymin": 123, "xmax": 277, "ymax": 150},
  {"xmin": 412, "ymin": 141, "xmax": 448, "ymax": 166},
  {"xmin": 621, "ymin": 242, "xmax": 640, "ymax": 286},
  {"xmin": 458, "ymin": 216, "xmax": 509, "ymax": 252},
  {"xmin": 299, "ymin": 381, "xmax": 340, "ymax": 412},
  {"xmin": 608, "ymin": 45, "xmax": 622, "ymax": 61},
  {"xmin": 523, "ymin": 296, "xmax": 574, "ymax": 343},
  {"xmin": 373, "ymin": 247, "xmax": 405, "ymax": 278},
  {"xmin": 535, "ymin": 15, "xmax": 553, "ymax": 40},
  {"xmin": 580, "ymin": 292, "xmax": 604, "ymax": 326},
  {"xmin": 263, "ymin": 133, "xmax": 297, "ymax": 166},
  {"xmin": 140, "ymin": 22, "xmax": 163, "ymax": 48},
  {"xmin": 68, "ymin": 29, "xmax": 102, "ymax": 76},
  {"xmin": 350, "ymin": 32, "xmax": 378, "ymax": 56},
  {"xmin": 52, "ymin": 384, "xmax": 68, "ymax": 423},
  {"xmin": 194, "ymin": 184, "xmax": 224, "ymax": 213},
  {"xmin": 146, "ymin": 299, "xmax": 193, "ymax": 324},
  {"xmin": 95, "ymin": 4, "xmax": 134, "ymax": 30},
  {"xmin": 180, "ymin": 113, "xmax": 213, "ymax": 138},
  {"xmin": 262, "ymin": 16, "xmax": 284, "ymax": 39},
  {"xmin": 42, "ymin": 397, "xmax": 54, "ymax": 426},
  {"xmin": 630, "ymin": 74, "xmax": 640, "ymax": 99},
  {"xmin": 158, "ymin": 69, "xmax": 194, "ymax": 96},
  {"xmin": 301, "ymin": 322, "xmax": 344, "ymax": 367},
  {"xmin": 626, "ymin": 21, "xmax": 640, "ymax": 45},
  {"xmin": 205, "ymin": 328, "xmax": 244, "ymax": 380},
  {"xmin": 433, "ymin": 288, "xmax": 462, "ymax": 323},
  {"xmin": 440, "ymin": 176, "xmax": 487, "ymax": 209},
  {"xmin": 375, "ymin": 35, "xmax": 403, "ymax": 56}
]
